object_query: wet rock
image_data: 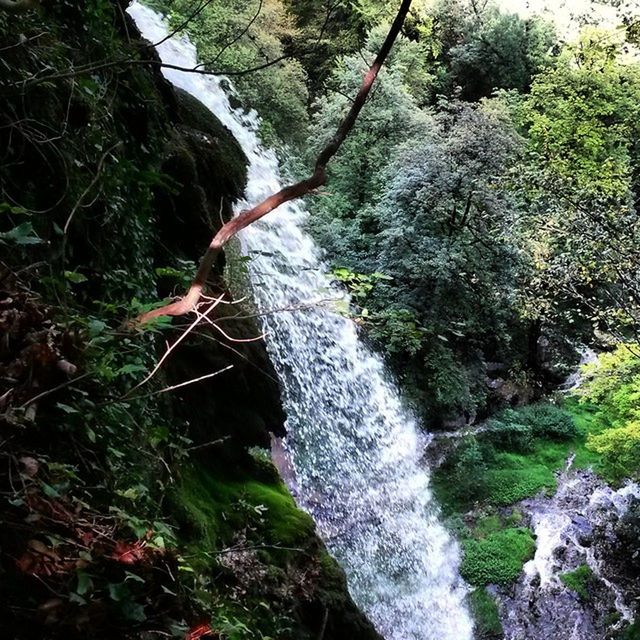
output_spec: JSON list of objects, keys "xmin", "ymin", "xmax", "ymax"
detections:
[{"xmin": 498, "ymin": 468, "xmax": 640, "ymax": 640}]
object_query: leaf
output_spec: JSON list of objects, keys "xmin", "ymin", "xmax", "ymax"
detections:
[
  {"xmin": 64, "ymin": 270, "xmax": 88, "ymax": 284},
  {"xmin": 124, "ymin": 571, "xmax": 145, "ymax": 584},
  {"xmin": 56, "ymin": 403, "xmax": 78, "ymax": 414},
  {"xmin": 108, "ymin": 581, "xmax": 130, "ymax": 602},
  {"xmin": 116, "ymin": 363, "xmax": 147, "ymax": 376},
  {"xmin": 76, "ymin": 571, "xmax": 93, "ymax": 596},
  {"xmin": 0, "ymin": 203, "xmax": 29, "ymax": 214},
  {"xmin": 0, "ymin": 222, "xmax": 43, "ymax": 245},
  {"xmin": 161, "ymin": 584, "xmax": 177, "ymax": 596},
  {"xmin": 41, "ymin": 482, "xmax": 60, "ymax": 498},
  {"xmin": 120, "ymin": 600, "xmax": 147, "ymax": 622}
]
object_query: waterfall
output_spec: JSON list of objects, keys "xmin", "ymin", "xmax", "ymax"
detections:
[{"xmin": 128, "ymin": 5, "xmax": 473, "ymax": 638}]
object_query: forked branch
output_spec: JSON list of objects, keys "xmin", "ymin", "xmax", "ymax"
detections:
[{"xmin": 137, "ymin": 0, "xmax": 413, "ymax": 324}]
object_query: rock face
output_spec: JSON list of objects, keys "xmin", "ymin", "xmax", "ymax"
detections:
[{"xmin": 498, "ymin": 466, "xmax": 640, "ymax": 640}]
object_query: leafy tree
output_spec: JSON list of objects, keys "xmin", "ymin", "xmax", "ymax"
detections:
[
  {"xmin": 579, "ymin": 344, "xmax": 640, "ymax": 480},
  {"xmin": 411, "ymin": 0, "xmax": 554, "ymax": 102},
  {"xmin": 508, "ymin": 30, "xmax": 640, "ymax": 340},
  {"xmin": 448, "ymin": 3, "xmax": 555, "ymax": 100},
  {"xmin": 309, "ymin": 78, "xmax": 527, "ymax": 419}
]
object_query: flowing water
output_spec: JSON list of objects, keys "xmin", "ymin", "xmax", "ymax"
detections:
[
  {"xmin": 500, "ymin": 464, "xmax": 640, "ymax": 640},
  {"xmin": 128, "ymin": 4, "xmax": 473, "ymax": 639}
]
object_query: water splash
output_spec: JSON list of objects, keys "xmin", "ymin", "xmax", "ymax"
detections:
[{"xmin": 128, "ymin": 5, "xmax": 473, "ymax": 638}]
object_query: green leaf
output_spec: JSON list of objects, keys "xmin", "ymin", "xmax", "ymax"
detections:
[
  {"xmin": 41, "ymin": 482, "xmax": 60, "ymax": 498},
  {"xmin": 108, "ymin": 581, "xmax": 130, "ymax": 602},
  {"xmin": 0, "ymin": 222, "xmax": 43, "ymax": 245},
  {"xmin": 121, "ymin": 600, "xmax": 146, "ymax": 622},
  {"xmin": 0, "ymin": 203, "xmax": 29, "ymax": 214},
  {"xmin": 64, "ymin": 270, "xmax": 88, "ymax": 284},
  {"xmin": 116, "ymin": 363, "xmax": 147, "ymax": 376},
  {"xmin": 76, "ymin": 571, "xmax": 93, "ymax": 596},
  {"xmin": 56, "ymin": 403, "xmax": 78, "ymax": 414}
]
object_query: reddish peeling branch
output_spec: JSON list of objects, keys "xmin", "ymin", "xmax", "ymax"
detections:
[{"xmin": 138, "ymin": 0, "xmax": 413, "ymax": 324}]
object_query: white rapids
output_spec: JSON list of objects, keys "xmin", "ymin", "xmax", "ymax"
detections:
[{"xmin": 128, "ymin": 4, "xmax": 474, "ymax": 639}]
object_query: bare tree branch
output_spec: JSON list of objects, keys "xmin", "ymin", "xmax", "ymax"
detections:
[{"xmin": 138, "ymin": 0, "xmax": 413, "ymax": 324}]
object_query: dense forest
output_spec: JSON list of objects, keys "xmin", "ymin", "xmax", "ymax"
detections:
[{"xmin": 1, "ymin": 0, "xmax": 640, "ymax": 639}]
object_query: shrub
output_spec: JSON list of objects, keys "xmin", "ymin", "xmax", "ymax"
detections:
[
  {"xmin": 486, "ymin": 418, "xmax": 534, "ymax": 452},
  {"xmin": 461, "ymin": 527, "xmax": 536, "ymax": 586},
  {"xmin": 511, "ymin": 403, "xmax": 577, "ymax": 440}
]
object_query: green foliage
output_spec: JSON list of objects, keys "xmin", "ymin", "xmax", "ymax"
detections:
[
  {"xmin": 173, "ymin": 465, "xmax": 315, "ymax": 556},
  {"xmin": 461, "ymin": 527, "xmax": 536, "ymax": 586},
  {"xmin": 560, "ymin": 564, "xmax": 595, "ymax": 600},
  {"xmin": 619, "ymin": 622, "xmax": 640, "ymax": 640},
  {"xmin": 578, "ymin": 345, "xmax": 640, "ymax": 481},
  {"xmin": 488, "ymin": 403, "xmax": 578, "ymax": 448},
  {"xmin": 483, "ymin": 456, "xmax": 556, "ymax": 505},
  {"xmin": 446, "ymin": 2, "xmax": 555, "ymax": 100},
  {"xmin": 587, "ymin": 422, "xmax": 640, "ymax": 483},
  {"xmin": 468, "ymin": 587, "xmax": 503, "ymax": 639},
  {"xmin": 309, "ymin": 78, "xmax": 526, "ymax": 420},
  {"xmin": 508, "ymin": 32, "xmax": 640, "ymax": 335},
  {"xmin": 435, "ymin": 401, "xmax": 596, "ymax": 512}
]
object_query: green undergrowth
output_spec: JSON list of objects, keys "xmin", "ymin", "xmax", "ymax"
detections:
[
  {"xmin": 433, "ymin": 399, "xmax": 606, "ymax": 631},
  {"xmin": 461, "ymin": 525, "xmax": 536, "ymax": 586},
  {"xmin": 434, "ymin": 399, "xmax": 603, "ymax": 515},
  {"xmin": 468, "ymin": 587, "xmax": 503, "ymax": 639},
  {"xmin": 560, "ymin": 564, "xmax": 595, "ymax": 600},
  {"xmin": 619, "ymin": 621, "xmax": 640, "ymax": 640}
]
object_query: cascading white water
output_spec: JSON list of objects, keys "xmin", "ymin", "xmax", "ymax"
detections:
[{"xmin": 128, "ymin": 5, "xmax": 473, "ymax": 638}]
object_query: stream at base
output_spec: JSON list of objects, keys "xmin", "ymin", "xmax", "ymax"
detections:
[{"xmin": 128, "ymin": 4, "xmax": 474, "ymax": 639}]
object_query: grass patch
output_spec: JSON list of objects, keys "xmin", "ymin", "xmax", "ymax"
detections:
[
  {"xmin": 468, "ymin": 587, "xmax": 503, "ymax": 639},
  {"xmin": 432, "ymin": 399, "xmax": 607, "ymax": 592},
  {"xmin": 461, "ymin": 527, "xmax": 536, "ymax": 586},
  {"xmin": 560, "ymin": 564, "xmax": 595, "ymax": 600}
]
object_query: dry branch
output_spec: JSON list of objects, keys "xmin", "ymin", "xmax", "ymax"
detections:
[{"xmin": 137, "ymin": 0, "xmax": 413, "ymax": 324}]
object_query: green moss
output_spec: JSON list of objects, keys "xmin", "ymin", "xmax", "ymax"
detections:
[
  {"xmin": 469, "ymin": 587, "xmax": 503, "ymax": 639},
  {"xmin": 461, "ymin": 527, "xmax": 536, "ymax": 586},
  {"xmin": 474, "ymin": 515, "xmax": 503, "ymax": 538},
  {"xmin": 173, "ymin": 464, "xmax": 315, "ymax": 556},
  {"xmin": 485, "ymin": 458, "xmax": 556, "ymax": 505},
  {"xmin": 619, "ymin": 622, "xmax": 640, "ymax": 640},
  {"xmin": 560, "ymin": 564, "xmax": 595, "ymax": 600}
]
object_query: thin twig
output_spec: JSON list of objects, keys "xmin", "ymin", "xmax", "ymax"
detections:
[
  {"xmin": 152, "ymin": 0, "xmax": 215, "ymax": 48},
  {"xmin": 18, "ymin": 373, "xmax": 92, "ymax": 409},
  {"xmin": 126, "ymin": 295, "xmax": 225, "ymax": 395},
  {"xmin": 63, "ymin": 142, "xmax": 121, "ymax": 234}
]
